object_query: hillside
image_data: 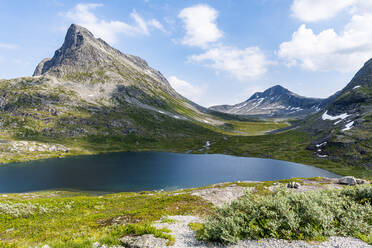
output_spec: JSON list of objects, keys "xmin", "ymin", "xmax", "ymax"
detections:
[
  {"xmin": 210, "ymin": 85, "xmax": 328, "ymax": 117},
  {"xmin": 302, "ymin": 58, "xmax": 372, "ymax": 170},
  {"xmin": 0, "ymin": 24, "xmax": 288, "ymax": 163}
]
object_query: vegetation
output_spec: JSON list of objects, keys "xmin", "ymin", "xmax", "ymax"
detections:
[
  {"xmin": 0, "ymin": 180, "xmax": 370, "ymax": 247},
  {"xmin": 0, "ymin": 191, "xmax": 212, "ymax": 247},
  {"xmin": 199, "ymin": 185, "xmax": 372, "ymax": 244}
]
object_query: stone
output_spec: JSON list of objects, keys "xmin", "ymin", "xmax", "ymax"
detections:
[
  {"xmin": 356, "ymin": 179, "xmax": 366, "ymax": 184},
  {"xmin": 119, "ymin": 234, "xmax": 168, "ymax": 248},
  {"xmin": 338, "ymin": 176, "xmax": 357, "ymax": 185},
  {"xmin": 287, "ymin": 182, "xmax": 300, "ymax": 189}
]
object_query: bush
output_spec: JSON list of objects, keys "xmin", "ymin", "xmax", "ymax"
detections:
[{"xmin": 200, "ymin": 185, "xmax": 372, "ymax": 244}]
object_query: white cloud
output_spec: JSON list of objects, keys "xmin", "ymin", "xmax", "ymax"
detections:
[
  {"xmin": 168, "ymin": 76, "xmax": 204, "ymax": 102},
  {"xmin": 279, "ymin": 12, "xmax": 372, "ymax": 72},
  {"xmin": 148, "ymin": 19, "xmax": 166, "ymax": 32},
  {"xmin": 0, "ymin": 43, "xmax": 18, "ymax": 49},
  {"xmin": 189, "ymin": 45, "xmax": 270, "ymax": 80},
  {"xmin": 291, "ymin": 0, "xmax": 354, "ymax": 22},
  {"xmin": 178, "ymin": 4, "xmax": 222, "ymax": 48},
  {"xmin": 65, "ymin": 3, "xmax": 165, "ymax": 44}
]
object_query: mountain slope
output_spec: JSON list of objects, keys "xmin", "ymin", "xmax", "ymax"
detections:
[
  {"xmin": 0, "ymin": 24, "xmax": 228, "ymax": 160},
  {"xmin": 210, "ymin": 85, "xmax": 326, "ymax": 117},
  {"xmin": 0, "ymin": 24, "xmax": 292, "ymax": 163},
  {"xmin": 302, "ymin": 58, "xmax": 372, "ymax": 169}
]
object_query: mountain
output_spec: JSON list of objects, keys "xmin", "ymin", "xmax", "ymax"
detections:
[
  {"xmin": 0, "ymin": 24, "xmax": 226, "ymax": 155},
  {"xmin": 209, "ymin": 85, "xmax": 327, "ymax": 117},
  {"xmin": 302, "ymin": 58, "xmax": 372, "ymax": 169}
]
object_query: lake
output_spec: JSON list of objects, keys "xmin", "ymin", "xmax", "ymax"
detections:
[{"xmin": 0, "ymin": 152, "xmax": 339, "ymax": 193}]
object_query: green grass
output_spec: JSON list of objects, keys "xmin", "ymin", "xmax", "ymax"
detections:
[
  {"xmin": 0, "ymin": 191, "xmax": 213, "ymax": 247},
  {"xmin": 100, "ymin": 223, "xmax": 175, "ymax": 246},
  {"xmin": 1, "ymin": 181, "xmax": 370, "ymax": 247}
]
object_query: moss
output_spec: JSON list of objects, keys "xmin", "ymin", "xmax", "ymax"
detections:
[{"xmin": 188, "ymin": 222, "xmax": 204, "ymax": 239}]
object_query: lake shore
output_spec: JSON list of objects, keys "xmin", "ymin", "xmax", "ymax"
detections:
[{"xmin": 0, "ymin": 177, "xmax": 370, "ymax": 247}]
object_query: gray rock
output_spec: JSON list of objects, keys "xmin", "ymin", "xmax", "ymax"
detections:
[
  {"xmin": 356, "ymin": 179, "xmax": 366, "ymax": 184},
  {"xmin": 338, "ymin": 176, "xmax": 357, "ymax": 185},
  {"xmin": 119, "ymin": 234, "xmax": 167, "ymax": 248},
  {"xmin": 287, "ymin": 182, "xmax": 300, "ymax": 189}
]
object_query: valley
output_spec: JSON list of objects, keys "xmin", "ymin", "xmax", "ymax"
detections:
[
  {"xmin": 2, "ymin": 0, "xmax": 372, "ymax": 246},
  {"xmin": 0, "ymin": 24, "xmax": 370, "ymax": 180}
]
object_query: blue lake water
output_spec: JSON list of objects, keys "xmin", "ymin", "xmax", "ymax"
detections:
[{"xmin": 0, "ymin": 152, "xmax": 339, "ymax": 193}]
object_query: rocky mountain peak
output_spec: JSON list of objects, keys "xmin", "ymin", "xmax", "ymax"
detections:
[
  {"xmin": 32, "ymin": 24, "xmax": 173, "ymax": 90},
  {"xmin": 264, "ymin": 85, "xmax": 290, "ymax": 96},
  {"xmin": 210, "ymin": 84, "xmax": 325, "ymax": 117},
  {"xmin": 33, "ymin": 24, "xmax": 115, "ymax": 76},
  {"xmin": 61, "ymin": 24, "xmax": 94, "ymax": 50},
  {"xmin": 249, "ymin": 85, "xmax": 291, "ymax": 100}
]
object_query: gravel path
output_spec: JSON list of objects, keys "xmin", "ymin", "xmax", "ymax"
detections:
[{"xmin": 154, "ymin": 216, "xmax": 371, "ymax": 248}]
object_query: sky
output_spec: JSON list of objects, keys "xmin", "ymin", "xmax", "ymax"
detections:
[{"xmin": 1, "ymin": 0, "xmax": 372, "ymax": 107}]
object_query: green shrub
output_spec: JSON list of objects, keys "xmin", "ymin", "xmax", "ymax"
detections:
[{"xmin": 200, "ymin": 185, "xmax": 372, "ymax": 244}]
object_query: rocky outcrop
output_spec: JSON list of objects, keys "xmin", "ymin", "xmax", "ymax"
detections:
[{"xmin": 338, "ymin": 176, "xmax": 367, "ymax": 186}]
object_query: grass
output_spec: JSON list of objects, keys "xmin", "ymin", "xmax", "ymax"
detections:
[
  {"xmin": 0, "ymin": 191, "xmax": 213, "ymax": 247},
  {"xmin": 99, "ymin": 223, "xmax": 175, "ymax": 246},
  {"xmin": 0, "ymin": 180, "xmax": 370, "ymax": 247}
]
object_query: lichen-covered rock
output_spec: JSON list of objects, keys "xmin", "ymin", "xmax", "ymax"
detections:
[{"xmin": 338, "ymin": 176, "xmax": 357, "ymax": 186}]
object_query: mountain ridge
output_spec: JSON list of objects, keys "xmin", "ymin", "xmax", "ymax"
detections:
[{"xmin": 209, "ymin": 85, "xmax": 327, "ymax": 117}]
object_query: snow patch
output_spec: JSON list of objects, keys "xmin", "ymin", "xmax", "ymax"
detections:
[
  {"xmin": 316, "ymin": 142, "xmax": 327, "ymax": 148},
  {"xmin": 353, "ymin": 85, "xmax": 361, "ymax": 89},
  {"xmin": 235, "ymin": 102, "xmax": 248, "ymax": 109},
  {"xmin": 204, "ymin": 141, "xmax": 210, "ymax": 149},
  {"xmin": 322, "ymin": 111, "xmax": 349, "ymax": 121},
  {"xmin": 342, "ymin": 121, "xmax": 354, "ymax": 131},
  {"xmin": 317, "ymin": 154, "xmax": 328, "ymax": 158}
]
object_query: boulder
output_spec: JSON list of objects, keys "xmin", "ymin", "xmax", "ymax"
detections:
[
  {"xmin": 356, "ymin": 179, "xmax": 366, "ymax": 184},
  {"xmin": 287, "ymin": 182, "xmax": 300, "ymax": 189},
  {"xmin": 120, "ymin": 234, "xmax": 168, "ymax": 248},
  {"xmin": 338, "ymin": 176, "xmax": 357, "ymax": 185}
]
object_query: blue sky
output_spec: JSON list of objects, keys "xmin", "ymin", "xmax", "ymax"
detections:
[{"xmin": 1, "ymin": 0, "xmax": 372, "ymax": 107}]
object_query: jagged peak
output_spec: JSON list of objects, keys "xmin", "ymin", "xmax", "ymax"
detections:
[
  {"xmin": 61, "ymin": 24, "xmax": 95, "ymax": 50},
  {"xmin": 32, "ymin": 24, "xmax": 144, "ymax": 77}
]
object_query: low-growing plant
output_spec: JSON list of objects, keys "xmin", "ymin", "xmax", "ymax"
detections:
[
  {"xmin": 101, "ymin": 223, "xmax": 175, "ymax": 246},
  {"xmin": 188, "ymin": 222, "xmax": 204, "ymax": 239},
  {"xmin": 199, "ymin": 185, "xmax": 372, "ymax": 244}
]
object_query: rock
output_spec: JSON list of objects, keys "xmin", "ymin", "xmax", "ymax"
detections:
[
  {"xmin": 119, "ymin": 234, "xmax": 167, "ymax": 248},
  {"xmin": 287, "ymin": 182, "xmax": 300, "ymax": 189},
  {"xmin": 338, "ymin": 176, "xmax": 357, "ymax": 185},
  {"xmin": 356, "ymin": 179, "xmax": 366, "ymax": 184}
]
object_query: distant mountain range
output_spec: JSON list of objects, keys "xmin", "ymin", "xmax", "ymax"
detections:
[{"xmin": 209, "ymin": 85, "xmax": 336, "ymax": 117}]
